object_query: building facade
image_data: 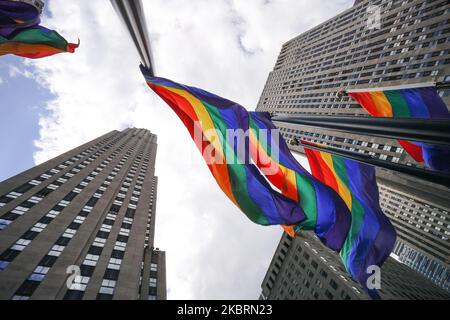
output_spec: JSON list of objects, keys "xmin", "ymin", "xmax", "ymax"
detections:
[
  {"xmin": 256, "ymin": 0, "xmax": 450, "ymax": 292},
  {"xmin": 257, "ymin": 0, "xmax": 450, "ymax": 168},
  {"xmin": 260, "ymin": 232, "xmax": 450, "ymax": 300},
  {"xmin": 0, "ymin": 128, "xmax": 166, "ymax": 300}
]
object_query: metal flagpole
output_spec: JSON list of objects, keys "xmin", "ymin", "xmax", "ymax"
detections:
[
  {"xmin": 110, "ymin": 0, "xmax": 155, "ymax": 76},
  {"xmin": 271, "ymin": 115, "xmax": 450, "ymax": 146}
]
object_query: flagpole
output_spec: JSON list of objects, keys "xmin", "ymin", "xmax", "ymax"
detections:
[
  {"xmin": 271, "ymin": 115, "xmax": 450, "ymax": 146},
  {"xmin": 110, "ymin": 0, "xmax": 155, "ymax": 76}
]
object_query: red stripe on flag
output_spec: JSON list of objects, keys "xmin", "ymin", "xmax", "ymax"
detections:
[
  {"xmin": 304, "ymin": 148, "xmax": 340, "ymax": 194},
  {"xmin": 398, "ymin": 140, "xmax": 424, "ymax": 163},
  {"xmin": 348, "ymin": 92, "xmax": 380, "ymax": 116}
]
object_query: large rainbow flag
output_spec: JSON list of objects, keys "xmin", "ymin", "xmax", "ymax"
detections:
[
  {"xmin": 141, "ymin": 65, "xmax": 352, "ymax": 250},
  {"xmin": 141, "ymin": 66, "xmax": 307, "ymax": 226},
  {"xmin": 304, "ymin": 143, "xmax": 396, "ymax": 298},
  {"xmin": 348, "ymin": 84, "xmax": 450, "ymax": 172},
  {"xmin": 0, "ymin": 1, "xmax": 78, "ymax": 59}
]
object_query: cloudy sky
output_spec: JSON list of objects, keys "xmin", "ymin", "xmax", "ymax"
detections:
[{"xmin": 0, "ymin": 0, "xmax": 353, "ymax": 299}]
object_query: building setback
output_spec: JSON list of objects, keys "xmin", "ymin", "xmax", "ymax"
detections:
[
  {"xmin": 260, "ymin": 232, "xmax": 450, "ymax": 300},
  {"xmin": 256, "ymin": 0, "xmax": 450, "ymax": 292},
  {"xmin": 0, "ymin": 128, "xmax": 166, "ymax": 300}
]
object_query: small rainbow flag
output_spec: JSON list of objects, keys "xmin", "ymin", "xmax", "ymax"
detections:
[
  {"xmin": 348, "ymin": 83, "xmax": 450, "ymax": 172},
  {"xmin": 304, "ymin": 143, "xmax": 396, "ymax": 299},
  {"xmin": 0, "ymin": 25, "xmax": 79, "ymax": 59}
]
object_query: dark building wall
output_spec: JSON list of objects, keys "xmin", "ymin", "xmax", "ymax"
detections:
[
  {"xmin": 0, "ymin": 128, "xmax": 167, "ymax": 300},
  {"xmin": 260, "ymin": 232, "xmax": 450, "ymax": 300}
]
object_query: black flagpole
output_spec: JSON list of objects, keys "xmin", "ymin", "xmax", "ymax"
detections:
[{"xmin": 271, "ymin": 115, "xmax": 450, "ymax": 146}]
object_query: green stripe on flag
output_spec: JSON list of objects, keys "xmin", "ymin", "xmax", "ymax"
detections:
[
  {"xmin": 340, "ymin": 197, "xmax": 365, "ymax": 269},
  {"xmin": 8, "ymin": 28, "xmax": 67, "ymax": 51},
  {"xmin": 203, "ymin": 102, "xmax": 270, "ymax": 225},
  {"xmin": 294, "ymin": 173, "xmax": 317, "ymax": 230},
  {"xmin": 384, "ymin": 90, "xmax": 411, "ymax": 117}
]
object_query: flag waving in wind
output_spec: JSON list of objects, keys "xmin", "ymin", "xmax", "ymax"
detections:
[
  {"xmin": 0, "ymin": 0, "xmax": 79, "ymax": 59},
  {"xmin": 304, "ymin": 142, "xmax": 396, "ymax": 299},
  {"xmin": 141, "ymin": 65, "xmax": 351, "ymax": 252},
  {"xmin": 141, "ymin": 66, "xmax": 306, "ymax": 227},
  {"xmin": 347, "ymin": 84, "xmax": 450, "ymax": 172}
]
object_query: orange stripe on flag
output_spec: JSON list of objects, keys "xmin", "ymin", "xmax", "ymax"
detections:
[{"xmin": 370, "ymin": 91, "xmax": 393, "ymax": 117}]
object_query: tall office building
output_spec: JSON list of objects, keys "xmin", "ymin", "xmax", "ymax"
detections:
[
  {"xmin": 256, "ymin": 0, "xmax": 450, "ymax": 291},
  {"xmin": 257, "ymin": 0, "xmax": 450, "ymax": 167},
  {"xmin": 0, "ymin": 128, "xmax": 166, "ymax": 300},
  {"xmin": 260, "ymin": 232, "xmax": 450, "ymax": 300}
]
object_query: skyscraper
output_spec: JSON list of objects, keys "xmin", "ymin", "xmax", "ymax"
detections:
[
  {"xmin": 257, "ymin": 0, "xmax": 450, "ymax": 168},
  {"xmin": 0, "ymin": 128, "xmax": 166, "ymax": 300},
  {"xmin": 256, "ymin": 0, "xmax": 450, "ymax": 292},
  {"xmin": 260, "ymin": 232, "xmax": 450, "ymax": 300}
]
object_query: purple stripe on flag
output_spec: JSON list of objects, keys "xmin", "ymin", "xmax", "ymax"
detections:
[{"xmin": 418, "ymin": 87, "xmax": 450, "ymax": 119}]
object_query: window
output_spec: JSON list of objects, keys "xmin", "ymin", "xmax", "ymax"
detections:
[
  {"xmin": 99, "ymin": 279, "xmax": 116, "ymax": 295},
  {"xmin": 62, "ymin": 228, "xmax": 76, "ymax": 238},
  {"xmin": 92, "ymin": 237, "xmax": 106, "ymax": 248},
  {"xmin": 330, "ymin": 279, "xmax": 338, "ymax": 290},
  {"xmin": 31, "ymin": 223, "xmax": 47, "ymax": 233},
  {"xmin": 63, "ymin": 192, "xmax": 78, "ymax": 202},
  {"xmin": 29, "ymin": 266, "xmax": 50, "ymax": 282},
  {"xmin": 11, "ymin": 239, "xmax": 31, "ymax": 251},
  {"xmin": 113, "ymin": 242, "xmax": 126, "ymax": 252},
  {"xmin": 68, "ymin": 276, "xmax": 90, "ymax": 291},
  {"xmin": 107, "ymin": 258, "xmax": 122, "ymax": 270},
  {"xmin": 48, "ymin": 245, "xmax": 65, "ymax": 257},
  {"xmin": 149, "ymin": 277, "xmax": 157, "ymax": 287},
  {"xmin": 83, "ymin": 254, "xmax": 99, "ymax": 267}
]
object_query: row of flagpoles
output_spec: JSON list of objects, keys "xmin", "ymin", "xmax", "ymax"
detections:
[{"xmin": 110, "ymin": 0, "xmax": 450, "ymax": 188}]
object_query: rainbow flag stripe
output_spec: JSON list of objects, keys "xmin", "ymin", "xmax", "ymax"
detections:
[
  {"xmin": 304, "ymin": 145, "xmax": 396, "ymax": 297},
  {"xmin": 348, "ymin": 84, "xmax": 450, "ymax": 172},
  {"xmin": 0, "ymin": 0, "xmax": 40, "ymax": 38},
  {"xmin": 141, "ymin": 66, "xmax": 306, "ymax": 226},
  {"xmin": 348, "ymin": 84, "xmax": 449, "ymax": 118},
  {"xmin": 248, "ymin": 112, "xmax": 352, "ymax": 251},
  {"xmin": 0, "ymin": 25, "xmax": 79, "ymax": 59}
]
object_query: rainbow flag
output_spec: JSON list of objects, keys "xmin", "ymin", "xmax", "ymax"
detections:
[
  {"xmin": 246, "ymin": 112, "xmax": 352, "ymax": 251},
  {"xmin": 0, "ymin": 0, "xmax": 40, "ymax": 38},
  {"xmin": 141, "ymin": 66, "xmax": 307, "ymax": 226},
  {"xmin": 304, "ymin": 144, "xmax": 396, "ymax": 298},
  {"xmin": 0, "ymin": 25, "xmax": 79, "ymax": 59},
  {"xmin": 348, "ymin": 84, "xmax": 450, "ymax": 172}
]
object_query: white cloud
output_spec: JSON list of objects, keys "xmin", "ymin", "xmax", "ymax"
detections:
[
  {"xmin": 8, "ymin": 65, "xmax": 33, "ymax": 78},
  {"xmin": 29, "ymin": 0, "xmax": 352, "ymax": 299},
  {"xmin": 0, "ymin": 77, "xmax": 3, "ymax": 85}
]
